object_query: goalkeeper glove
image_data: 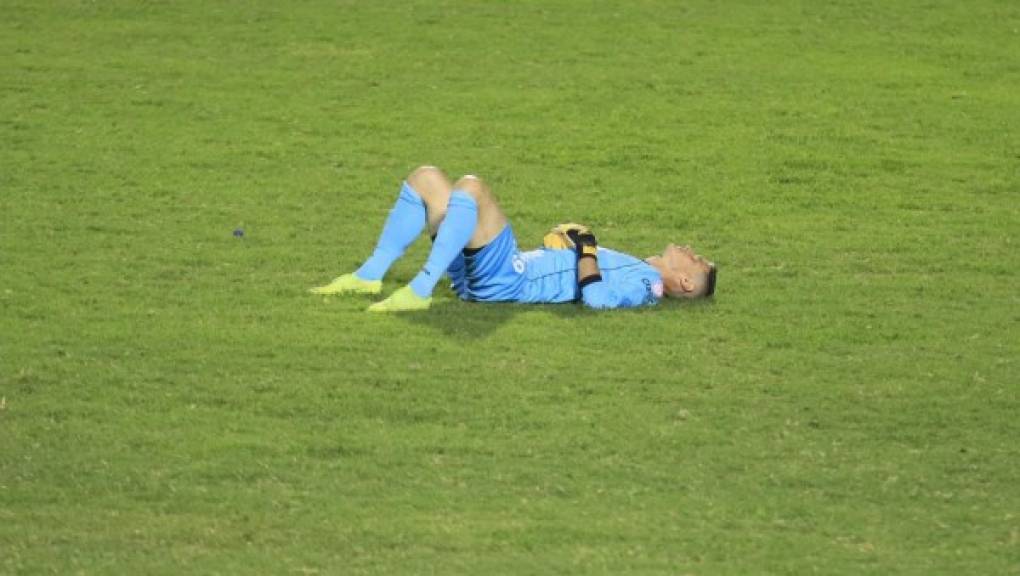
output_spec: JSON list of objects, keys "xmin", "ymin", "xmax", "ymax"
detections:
[
  {"xmin": 566, "ymin": 229, "xmax": 598, "ymax": 261},
  {"xmin": 543, "ymin": 222, "xmax": 589, "ymax": 250}
]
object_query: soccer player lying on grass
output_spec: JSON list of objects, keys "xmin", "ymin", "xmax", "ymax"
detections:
[{"xmin": 310, "ymin": 166, "xmax": 717, "ymax": 312}]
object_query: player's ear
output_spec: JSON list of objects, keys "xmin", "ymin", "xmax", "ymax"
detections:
[{"xmin": 677, "ymin": 274, "xmax": 695, "ymax": 293}]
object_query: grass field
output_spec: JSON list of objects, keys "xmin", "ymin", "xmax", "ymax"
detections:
[{"xmin": 2, "ymin": 1, "xmax": 1018, "ymax": 574}]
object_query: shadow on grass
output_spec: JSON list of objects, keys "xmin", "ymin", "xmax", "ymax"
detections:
[
  {"xmin": 398, "ymin": 298, "xmax": 528, "ymax": 340},
  {"xmin": 397, "ymin": 291, "xmax": 717, "ymax": 341}
]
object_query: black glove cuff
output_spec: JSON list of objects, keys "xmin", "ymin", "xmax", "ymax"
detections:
[{"xmin": 579, "ymin": 273, "xmax": 603, "ymax": 289}]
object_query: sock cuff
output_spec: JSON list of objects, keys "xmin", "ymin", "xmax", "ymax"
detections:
[
  {"xmin": 448, "ymin": 189, "xmax": 478, "ymax": 211},
  {"xmin": 399, "ymin": 181, "xmax": 426, "ymax": 206}
]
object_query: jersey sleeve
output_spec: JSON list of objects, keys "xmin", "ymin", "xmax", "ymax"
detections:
[{"xmin": 580, "ymin": 276, "xmax": 657, "ymax": 309}]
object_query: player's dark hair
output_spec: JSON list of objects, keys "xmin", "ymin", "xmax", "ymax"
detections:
[{"xmin": 704, "ymin": 264, "xmax": 717, "ymax": 298}]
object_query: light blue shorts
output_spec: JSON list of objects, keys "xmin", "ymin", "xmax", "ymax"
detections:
[{"xmin": 447, "ymin": 224, "xmax": 526, "ymax": 302}]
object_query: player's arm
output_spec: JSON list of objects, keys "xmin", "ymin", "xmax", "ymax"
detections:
[
  {"xmin": 581, "ymin": 268, "xmax": 651, "ymax": 309},
  {"xmin": 569, "ymin": 230, "xmax": 653, "ymax": 309},
  {"xmin": 578, "ymin": 254, "xmax": 601, "ymax": 288},
  {"xmin": 568, "ymin": 230, "xmax": 615, "ymax": 309},
  {"xmin": 568, "ymin": 229, "xmax": 601, "ymax": 282}
]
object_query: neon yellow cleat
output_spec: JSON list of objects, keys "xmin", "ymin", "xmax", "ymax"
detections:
[
  {"xmin": 367, "ymin": 286, "xmax": 432, "ymax": 313},
  {"xmin": 309, "ymin": 273, "xmax": 382, "ymax": 295}
]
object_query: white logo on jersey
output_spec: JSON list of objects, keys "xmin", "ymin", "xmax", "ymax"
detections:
[
  {"xmin": 512, "ymin": 250, "xmax": 542, "ymax": 275},
  {"xmin": 652, "ymin": 281, "xmax": 664, "ymax": 298}
]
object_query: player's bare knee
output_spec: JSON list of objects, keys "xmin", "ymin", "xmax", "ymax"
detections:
[
  {"xmin": 407, "ymin": 165, "xmax": 452, "ymax": 197},
  {"xmin": 408, "ymin": 165, "xmax": 444, "ymax": 182},
  {"xmin": 407, "ymin": 165, "xmax": 445, "ymax": 186},
  {"xmin": 407, "ymin": 166, "xmax": 452, "ymax": 211},
  {"xmin": 453, "ymin": 175, "xmax": 490, "ymax": 203}
]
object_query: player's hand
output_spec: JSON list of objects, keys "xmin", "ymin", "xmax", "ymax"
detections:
[
  {"xmin": 566, "ymin": 228, "xmax": 598, "ymax": 260},
  {"xmin": 543, "ymin": 222, "xmax": 590, "ymax": 250}
]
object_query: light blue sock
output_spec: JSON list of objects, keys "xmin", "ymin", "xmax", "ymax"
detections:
[
  {"xmin": 409, "ymin": 191, "xmax": 477, "ymax": 298},
  {"xmin": 355, "ymin": 181, "xmax": 426, "ymax": 281}
]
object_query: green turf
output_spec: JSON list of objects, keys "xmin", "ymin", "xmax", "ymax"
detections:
[{"xmin": 2, "ymin": 1, "xmax": 1018, "ymax": 574}]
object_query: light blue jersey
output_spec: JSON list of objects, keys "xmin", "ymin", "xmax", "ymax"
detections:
[{"xmin": 447, "ymin": 225, "xmax": 663, "ymax": 309}]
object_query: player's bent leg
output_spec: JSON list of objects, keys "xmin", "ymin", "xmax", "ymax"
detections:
[
  {"xmin": 407, "ymin": 165, "xmax": 454, "ymax": 237},
  {"xmin": 361, "ymin": 172, "xmax": 508, "ymax": 312},
  {"xmin": 369, "ymin": 186, "xmax": 482, "ymax": 312},
  {"xmin": 310, "ymin": 165, "xmax": 445, "ymax": 295},
  {"xmin": 452, "ymin": 175, "xmax": 509, "ymax": 249}
]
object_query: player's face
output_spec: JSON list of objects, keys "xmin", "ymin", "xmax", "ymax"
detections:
[
  {"xmin": 662, "ymin": 244, "xmax": 709, "ymax": 278},
  {"xmin": 647, "ymin": 244, "xmax": 712, "ymax": 298}
]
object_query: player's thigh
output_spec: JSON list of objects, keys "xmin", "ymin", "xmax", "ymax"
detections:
[{"xmin": 453, "ymin": 175, "xmax": 508, "ymax": 248}]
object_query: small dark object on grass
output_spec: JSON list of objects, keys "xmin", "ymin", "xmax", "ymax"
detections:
[{"xmin": 233, "ymin": 228, "xmax": 245, "ymax": 238}]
